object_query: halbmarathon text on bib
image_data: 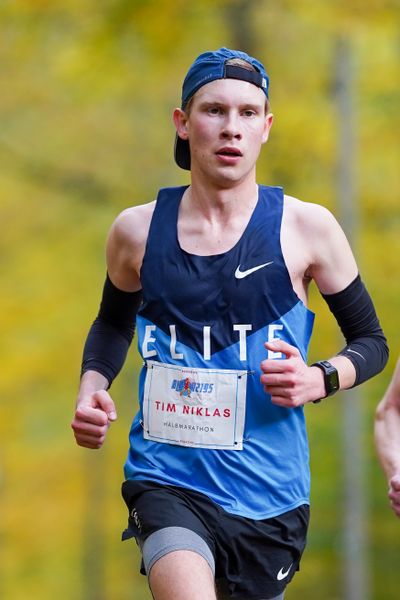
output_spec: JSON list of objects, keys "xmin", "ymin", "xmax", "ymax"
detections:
[{"xmin": 143, "ymin": 360, "xmax": 248, "ymax": 450}]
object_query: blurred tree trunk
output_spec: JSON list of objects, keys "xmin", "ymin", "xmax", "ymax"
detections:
[
  {"xmin": 223, "ymin": 0, "xmax": 260, "ymax": 54},
  {"xmin": 335, "ymin": 35, "xmax": 370, "ymax": 600}
]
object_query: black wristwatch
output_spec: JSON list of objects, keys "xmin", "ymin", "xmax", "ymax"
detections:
[{"xmin": 311, "ymin": 360, "xmax": 340, "ymax": 403}]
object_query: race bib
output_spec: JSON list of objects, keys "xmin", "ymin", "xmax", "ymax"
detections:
[{"xmin": 142, "ymin": 361, "xmax": 248, "ymax": 450}]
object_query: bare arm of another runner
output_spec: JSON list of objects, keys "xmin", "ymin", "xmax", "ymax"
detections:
[{"xmin": 375, "ymin": 359, "xmax": 400, "ymax": 517}]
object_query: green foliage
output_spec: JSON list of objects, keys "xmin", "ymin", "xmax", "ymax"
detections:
[{"xmin": 1, "ymin": 1, "xmax": 398, "ymax": 598}]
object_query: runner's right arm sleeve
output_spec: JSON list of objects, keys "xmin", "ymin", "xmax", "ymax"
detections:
[{"xmin": 81, "ymin": 274, "xmax": 143, "ymax": 388}]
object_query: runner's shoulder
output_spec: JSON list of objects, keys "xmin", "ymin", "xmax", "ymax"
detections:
[
  {"xmin": 109, "ymin": 200, "xmax": 156, "ymax": 249},
  {"xmin": 283, "ymin": 194, "xmax": 339, "ymax": 237}
]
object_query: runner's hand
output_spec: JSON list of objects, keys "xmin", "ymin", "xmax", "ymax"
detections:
[
  {"xmin": 260, "ymin": 340, "xmax": 325, "ymax": 407},
  {"xmin": 71, "ymin": 390, "xmax": 117, "ymax": 449},
  {"xmin": 388, "ymin": 474, "xmax": 400, "ymax": 518}
]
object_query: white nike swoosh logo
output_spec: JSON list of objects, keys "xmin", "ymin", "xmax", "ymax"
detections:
[
  {"xmin": 347, "ymin": 348, "xmax": 366, "ymax": 360},
  {"xmin": 234, "ymin": 261, "xmax": 274, "ymax": 279},
  {"xmin": 277, "ymin": 563, "xmax": 292, "ymax": 581}
]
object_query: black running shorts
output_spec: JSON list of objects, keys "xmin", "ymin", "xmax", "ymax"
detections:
[{"xmin": 122, "ymin": 480, "xmax": 309, "ymax": 599}]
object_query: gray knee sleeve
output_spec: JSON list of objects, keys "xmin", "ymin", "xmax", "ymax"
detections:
[{"xmin": 140, "ymin": 526, "xmax": 215, "ymax": 576}]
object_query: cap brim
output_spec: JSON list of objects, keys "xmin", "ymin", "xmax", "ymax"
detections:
[{"xmin": 174, "ymin": 134, "xmax": 191, "ymax": 170}]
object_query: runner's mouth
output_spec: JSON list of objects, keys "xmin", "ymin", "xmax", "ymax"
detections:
[{"xmin": 216, "ymin": 147, "xmax": 242, "ymax": 157}]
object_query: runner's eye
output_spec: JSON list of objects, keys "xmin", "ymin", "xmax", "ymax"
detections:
[
  {"xmin": 243, "ymin": 110, "xmax": 256, "ymax": 117},
  {"xmin": 208, "ymin": 106, "xmax": 223, "ymax": 115}
]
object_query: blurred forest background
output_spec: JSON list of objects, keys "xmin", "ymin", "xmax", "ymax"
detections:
[{"xmin": 1, "ymin": 0, "xmax": 399, "ymax": 599}]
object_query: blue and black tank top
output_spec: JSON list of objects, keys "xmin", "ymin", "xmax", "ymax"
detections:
[{"xmin": 124, "ymin": 185, "xmax": 315, "ymax": 520}]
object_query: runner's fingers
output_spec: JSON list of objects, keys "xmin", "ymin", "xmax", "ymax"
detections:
[
  {"xmin": 388, "ymin": 488, "xmax": 400, "ymax": 503},
  {"xmin": 390, "ymin": 500, "xmax": 400, "ymax": 518},
  {"xmin": 71, "ymin": 419, "xmax": 109, "ymax": 437},
  {"xmin": 389, "ymin": 475, "xmax": 400, "ymax": 492},
  {"xmin": 260, "ymin": 359, "xmax": 290, "ymax": 374},
  {"xmin": 388, "ymin": 487, "xmax": 400, "ymax": 516},
  {"xmin": 263, "ymin": 385, "xmax": 303, "ymax": 407},
  {"xmin": 264, "ymin": 340, "xmax": 301, "ymax": 358},
  {"xmin": 263, "ymin": 387, "xmax": 292, "ymax": 400},
  {"xmin": 260, "ymin": 373, "xmax": 296, "ymax": 387},
  {"xmin": 74, "ymin": 432, "xmax": 106, "ymax": 449},
  {"xmin": 267, "ymin": 394, "xmax": 292, "ymax": 407},
  {"xmin": 262, "ymin": 384, "xmax": 292, "ymax": 399},
  {"xmin": 74, "ymin": 406, "xmax": 109, "ymax": 426}
]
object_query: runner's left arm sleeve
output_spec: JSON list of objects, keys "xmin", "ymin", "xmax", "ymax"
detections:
[
  {"xmin": 322, "ymin": 274, "xmax": 389, "ymax": 386},
  {"xmin": 81, "ymin": 274, "xmax": 143, "ymax": 388}
]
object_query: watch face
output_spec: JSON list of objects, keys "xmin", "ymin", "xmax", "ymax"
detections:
[
  {"xmin": 313, "ymin": 361, "xmax": 339, "ymax": 397},
  {"xmin": 327, "ymin": 368, "xmax": 339, "ymax": 395},
  {"xmin": 321, "ymin": 362, "xmax": 339, "ymax": 395}
]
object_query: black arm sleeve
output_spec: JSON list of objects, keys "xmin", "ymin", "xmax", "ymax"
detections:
[
  {"xmin": 81, "ymin": 274, "xmax": 143, "ymax": 388},
  {"xmin": 322, "ymin": 274, "xmax": 389, "ymax": 386}
]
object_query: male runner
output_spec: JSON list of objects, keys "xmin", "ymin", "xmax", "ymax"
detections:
[
  {"xmin": 375, "ymin": 358, "xmax": 400, "ymax": 517},
  {"xmin": 71, "ymin": 48, "xmax": 388, "ymax": 600}
]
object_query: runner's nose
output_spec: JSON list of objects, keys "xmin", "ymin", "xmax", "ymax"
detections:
[{"xmin": 221, "ymin": 112, "xmax": 242, "ymax": 139}]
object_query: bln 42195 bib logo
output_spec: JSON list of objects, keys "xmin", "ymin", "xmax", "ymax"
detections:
[
  {"xmin": 168, "ymin": 376, "xmax": 230, "ymax": 418},
  {"xmin": 173, "ymin": 377, "xmax": 214, "ymax": 398}
]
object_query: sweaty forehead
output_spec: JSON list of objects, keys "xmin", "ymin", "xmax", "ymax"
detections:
[{"xmin": 192, "ymin": 78, "xmax": 266, "ymax": 106}]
